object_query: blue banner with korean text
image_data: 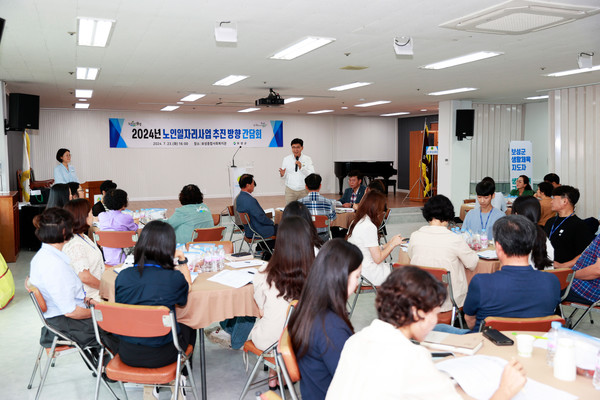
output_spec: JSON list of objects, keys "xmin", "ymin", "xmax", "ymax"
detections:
[
  {"xmin": 509, "ymin": 141, "xmax": 533, "ymax": 191},
  {"xmin": 108, "ymin": 118, "xmax": 283, "ymax": 148}
]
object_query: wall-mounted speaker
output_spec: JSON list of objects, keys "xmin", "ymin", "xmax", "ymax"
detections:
[
  {"xmin": 456, "ymin": 109, "xmax": 474, "ymax": 141},
  {"xmin": 8, "ymin": 93, "xmax": 40, "ymax": 131},
  {"xmin": 0, "ymin": 18, "xmax": 5, "ymax": 45}
]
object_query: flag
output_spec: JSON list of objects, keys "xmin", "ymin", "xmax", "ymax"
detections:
[
  {"xmin": 419, "ymin": 123, "xmax": 432, "ymax": 197},
  {"xmin": 20, "ymin": 130, "xmax": 31, "ymax": 202}
]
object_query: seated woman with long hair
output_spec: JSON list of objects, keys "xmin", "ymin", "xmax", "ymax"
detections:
[
  {"xmin": 407, "ymin": 194, "xmax": 478, "ymax": 311},
  {"xmin": 282, "ymin": 200, "xmax": 323, "ymax": 250},
  {"xmin": 327, "ymin": 267, "xmax": 526, "ymax": 399},
  {"xmin": 207, "ymin": 216, "xmax": 315, "ymax": 358},
  {"xmin": 288, "ymin": 239, "xmax": 363, "ymax": 400},
  {"xmin": 115, "ymin": 220, "xmax": 195, "ymax": 369},
  {"xmin": 167, "ymin": 184, "xmax": 214, "ymax": 244},
  {"xmin": 46, "ymin": 183, "xmax": 72, "ymax": 208},
  {"xmin": 346, "ymin": 190, "xmax": 403, "ymax": 285},
  {"xmin": 511, "ymin": 196, "xmax": 554, "ymax": 270},
  {"xmin": 63, "ymin": 199, "xmax": 105, "ymax": 302}
]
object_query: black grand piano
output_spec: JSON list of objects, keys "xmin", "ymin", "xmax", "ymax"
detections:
[{"xmin": 334, "ymin": 161, "xmax": 397, "ymax": 195}]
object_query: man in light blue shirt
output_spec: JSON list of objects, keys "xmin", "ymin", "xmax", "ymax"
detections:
[
  {"xmin": 462, "ymin": 179, "xmax": 505, "ymax": 240},
  {"xmin": 53, "ymin": 148, "xmax": 79, "ymax": 183}
]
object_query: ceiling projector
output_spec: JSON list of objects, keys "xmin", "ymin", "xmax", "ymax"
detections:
[{"xmin": 255, "ymin": 88, "xmax": 285, "ymax": 106}]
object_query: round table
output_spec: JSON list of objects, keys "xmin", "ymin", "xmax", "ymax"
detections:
[{"xmin": 443, "ymin": 331, "xmax": 598, "ymax": 399}]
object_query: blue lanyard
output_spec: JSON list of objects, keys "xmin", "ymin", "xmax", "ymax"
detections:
[
  {"xmin": 549, "ymin": 213, "xmax": 574, "ymax": 239},
  {"xmin": 133, "ymin": 263, "xmax": 163, "ymax": 269},
  {"xmin": 479, "ymin": 209, "xmax": 493, "ymax": 231},
  {"xmin": 78, "ymin": 234, "xmax": 98, "ymax": 250}
]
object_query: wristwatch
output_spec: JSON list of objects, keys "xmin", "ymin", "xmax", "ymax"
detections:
[{"xmin": 177, "ymin": 257, "xmax": 188, "ymax": 265}]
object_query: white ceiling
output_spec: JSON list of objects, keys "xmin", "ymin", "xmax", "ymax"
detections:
[{"xmin": 1, "ymin": 0, "xmax": 599, "ymax": 117}]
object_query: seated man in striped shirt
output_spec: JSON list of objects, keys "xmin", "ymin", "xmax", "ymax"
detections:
[{"xmin": 299, "ymin": 173, "xmax": 336, "ymax": 242}]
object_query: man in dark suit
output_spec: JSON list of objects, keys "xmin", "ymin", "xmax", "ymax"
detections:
[
  {"xmin": 339, "ymin": 170, "xmax": 366, "ymax": 208},
  {"xmin": 235, "ymin": 174, "xmax": 276, "ymax": 253}
]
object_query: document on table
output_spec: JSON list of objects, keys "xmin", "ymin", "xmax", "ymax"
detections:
[
  {"xmin": 208, "ymin": 268, "xmax": 259, "ymax": 288},
  {"xmin": 227, "ymin": 260, "xmax": 264, "ymax": 269},
  {"xmin": 436, "ymin": 355, "xmax": 577, "ymax": 400},
  {"xmin": 477, "ymin": 250, "xmax": 498, "ymax": 259},
  {"xmin": 336, "ymin": 207, "xmax": 355, "ymax": 213}
]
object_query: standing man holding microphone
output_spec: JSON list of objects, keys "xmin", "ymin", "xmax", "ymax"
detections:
[{"xmin": 279, "ymin": 138, "xmax": 314, "ymax": 204}]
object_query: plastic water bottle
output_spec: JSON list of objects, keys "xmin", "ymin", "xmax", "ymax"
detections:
[
  {"xmin": 546, "ymin": 321, "xmax": 561, "ymax": 366},
  {"xmin": 204, "ymin": 248, "xmax": 214, "ymax": 273},
  {"xmin": 217, "ymin": 245, "xmax": 225, "ymax": 271},
  {"xmin": 593, "ymin": 348, "xmax": 600, "ymax": 389},
  {"xmin": 481, "ymin": 229, "xmax": 488, "ymax": 248}
]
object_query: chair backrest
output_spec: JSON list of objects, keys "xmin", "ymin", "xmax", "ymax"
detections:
[
  {"xmin": 239, "ymin": 212, "xmax": 259, "ymax": 236},
  {"xmin": 93, "ymin": 230, "xmax": 138, "ymax": 248},
  {"xmin": 311, "ymin": 215, "xmax": 330, "ymax": 229},
  {"xmin": 25, "ymin": 277, "xmax": 48, "ymax": 313},
  {"xmin": 394, "ymin": 263, "xmax": 448, "ymax": 283},
  {"xmin": 378, "ymin": 209, "xmax": 391, "ymax": 231},
  {"xmin": 186, "ymin": 240, "xmax": 234, "ymax": 253},
  {"xmin": 276, "ymin": 328, "xmax": 301, "ymax": 383},
  {"xmin": 193, "ymin": 226, "xmax": 226, "ymax": 241},
  {"xmin": 92, "ymin": 302, "xmax": 172, "ymax": 337},
  {"xmin": 482, "ymin": 315, "xmax": 566, "ymax": 331},
  {"xmin": 212, "ymin": 213, "xmax": 221, "ymax": 226},
  {"xmin": 544, "ymin": 268, "xmax": 574, "ymax": 291}
]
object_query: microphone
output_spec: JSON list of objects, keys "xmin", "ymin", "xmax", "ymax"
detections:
[
  {"xmin": 231, "ymin": 145, "xmax": 242, "ymax": 167},
  {"xmin": 295, "ymin": 156, "xmax": 299, "ymax": 172}
]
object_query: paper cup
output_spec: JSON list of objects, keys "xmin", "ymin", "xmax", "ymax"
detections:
[
  {"xmin": 516, "ymin": 334, "xmax": 535, "ymax": 357},
  {"xmin": 554, "ymin": 338, "xmax": 577, "ymax": 381}
]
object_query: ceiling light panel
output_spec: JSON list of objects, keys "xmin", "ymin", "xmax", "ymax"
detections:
[
  {"xmin": 545, "ymin": 65, "xmax": 600, "ymax": 77},
  {"xmin": 76, "ymin": 67, "xmax": 99, "ymax": 80},
  {"xmin": 355, "ymin": 100, "xmax": 391, "ymax": 107},
  {"xmin": 238, "ymin": 108, "xmax": 261, "ymax": 113},
  {"xmin": 381, "ymin": 112, "xmax": 410, "ymax": 116},
  {"xmin": 270, "ymin": 37, "xmax": 335, "ymax": 60},
  {"xmin": 77, "ymin": 17, "xmax": 115, "ymax": 47},
  {"xmin": 525, "ymin": 95, "xmax": 548, "ymax": 100},
  {"xmin": 421, "ymin": 51, "xmax": 503, "ymax": 70},
  {"xmin": 329, "ymin": 82, "xmax": 372, "ymax": 91},
  {"xmin": 307, "ymin": 110, "xmax": 334, "ymax": 114},
  {"xmin": 75, "ymin": 103, "xmax": 89, "ymax": 109},
  {"xmin": 284, "ymin": 97, "xmax": 304, "ymax": 104},
  {"xmin": 213, "ymin": 75, "xmax": 249, "ymax": 86},
  {"xmin": 75, "ymin": 89, "xmax": 93, "ymax": 98},
  {"xmin": 161, "ymin": 106, "xmax": 179, "ymax": 111},
  {"xmin": 428, "ymin": 88, "xmax": 477, "ymax": 96},
  {"xmin": 180, "ymin": 94, "xmax": 205, "ymax": 101}
]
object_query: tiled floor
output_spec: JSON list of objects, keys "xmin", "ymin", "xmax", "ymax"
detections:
[{"xmin": 2, "ymin": 199, "xmax": 599, "ymax": 399}]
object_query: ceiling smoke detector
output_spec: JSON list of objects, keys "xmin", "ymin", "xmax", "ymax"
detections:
[{"xmin": 440, "ymin": 0, "xmax": 600, "ymax": 35}]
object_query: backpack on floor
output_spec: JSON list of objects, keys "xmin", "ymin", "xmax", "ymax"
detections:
[{"xmin": 0, "ymin": 252, "xmax": 15, "ymax": 309}]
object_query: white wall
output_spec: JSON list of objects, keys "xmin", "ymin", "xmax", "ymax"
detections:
[
  {"xmin": 30, "ymin": 109, "xmax": 397, "ymax": 200},
  {"xmin": 523, "ymin": 101, "xmax": 549, "ymax": 183}
]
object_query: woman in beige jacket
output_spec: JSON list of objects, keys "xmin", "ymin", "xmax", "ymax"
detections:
[{"xmin": 407, "ymin": 195, "xmax": 478, "ymax": 311}]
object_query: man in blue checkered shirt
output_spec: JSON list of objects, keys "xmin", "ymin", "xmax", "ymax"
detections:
[
  {"xmin": 565, "ymin": 234, "xmax": 600, "ymax": 305},
  {"xmin": 299, "ymin": 173, "xmax": 336, "ymax": 241}
]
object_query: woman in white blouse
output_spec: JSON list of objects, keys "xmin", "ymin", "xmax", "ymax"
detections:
[
  {"xmin": 407, "ymin": 195, "xmax": 478, "ymax": 311},
  {"xmin": 63, "ymin": 199, "xmax": 105, "ymax": 302},
  {"xmin": 347, "ymin": 191, "xmax": 404, "ymax": 286}
]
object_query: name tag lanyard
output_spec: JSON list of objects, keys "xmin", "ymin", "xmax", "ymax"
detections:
[{"xmin": 549, "ymin": 213, "xmax": 574, "ymax": 239}]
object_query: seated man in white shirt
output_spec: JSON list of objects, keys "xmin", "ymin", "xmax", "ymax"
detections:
[{"xmin": 279, "ymin": 138, "xmax": 314, "ymax": 204}]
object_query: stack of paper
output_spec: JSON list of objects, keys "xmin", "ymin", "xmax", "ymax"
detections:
[
  {"xmin": 422, "ymin": 332, "xmax": 483, "ymax": 355},
  {"xmin": 477, "ymin": 250, "xmax": 498, "ymax": 259},
  {"xmin": 207, "ymin": 268, "xmax": 258, "ymax": 288}
]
